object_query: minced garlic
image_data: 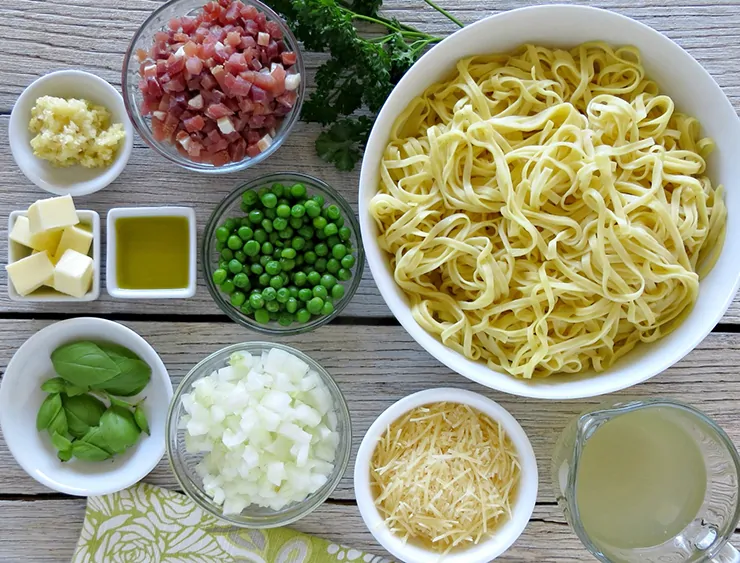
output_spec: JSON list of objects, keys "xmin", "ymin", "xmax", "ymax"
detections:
[{"xmin": 29, "ymin": 96, "xmax": 125, "ymax": 168}]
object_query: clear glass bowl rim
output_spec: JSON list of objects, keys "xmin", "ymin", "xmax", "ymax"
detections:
[
  {"xmin": 201, "ymin": 171, "xmax": 365, "ymax": 335},
  {"xmin": 121, "ymin": 0, "xmax": 306, "ymax": 174},
  {"xmin": 166, "ymin": 341, "xmax": 353, "ymax": 528}
]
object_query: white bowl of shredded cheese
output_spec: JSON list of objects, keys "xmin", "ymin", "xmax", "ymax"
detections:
[
  {"xmin": 354, "ymin": 388, "xmax": 538, "ymax": 563},
  {"xmin": 9, "ymin": 70, "xmax": 134, "ymax": 196}
]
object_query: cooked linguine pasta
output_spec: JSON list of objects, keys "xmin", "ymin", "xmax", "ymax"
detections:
[{"xmin": 370, "ymin": 42, "xmax": 726, "ymax": 379}]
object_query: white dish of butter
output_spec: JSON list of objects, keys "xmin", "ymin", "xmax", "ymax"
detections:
[
  {"xmin": 7, "ymin": 195, "xmax": 100, "ymax": 302},
  {"xmin": 8, "ymin": 70, "xmax": 133, "ymax": 196}
]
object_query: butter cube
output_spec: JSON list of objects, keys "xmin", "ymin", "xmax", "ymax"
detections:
[
  {"xmin": 55, "ymin": 225, "xmax": 93, "ymax": 260},
  {"xmin": 27, "ymin": 194, "xmax": 78, "ymax": 234},
  {"xmin": 53, "ymin": 249, "xmax": 93, "ymax": 298},
  {"xmin": 9, "ymin": 215, "xmax": 63, "ymax": 253},
  {"xmin": 6, "ymin": 251, "xmax": 55, "ymax": 296}
]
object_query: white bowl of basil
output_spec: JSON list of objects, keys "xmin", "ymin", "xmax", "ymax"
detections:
[{"xmin": 0, "ymin": 317, "xmax": 172, "ymax": 495}]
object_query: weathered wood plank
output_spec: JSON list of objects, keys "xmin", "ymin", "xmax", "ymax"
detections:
[
  {"xmin": 9, "ymin": 498, "xmax": 718, "ymax": 562},
  {"xmin": 1, "ymin": 321, "xmax": 739, "ymax": 503}
]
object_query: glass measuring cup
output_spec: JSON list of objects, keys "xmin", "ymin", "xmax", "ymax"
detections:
[{"xmin": 552, "ymin": 398, "xmax": 740, "ymax": 563}]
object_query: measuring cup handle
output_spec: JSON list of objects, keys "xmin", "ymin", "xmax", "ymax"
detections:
[{"xmin": 711, "ymin": 543, "xmax": 740, "ymax": 563}]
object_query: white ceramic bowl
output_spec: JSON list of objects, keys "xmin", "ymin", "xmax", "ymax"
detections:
[
  {"xmin": 8, "ymin": 70, "xmax": 134, "ymax": 196},
  {"xmin": 354, "ymin": 388, "xmax": 538, "ymax": 563},
  {"xmin": 0, "ymin": 318, "xmax": 173, "ymax": 496},
  {"xmin": 7, "ymin": 209, "xmax": 100, "ymax": 302},
  {"xmin": 358, "ymin": 5, "xmax": 740, "ymax": 400},
  {"xmin": 106, "ymin": 206, "xmax": 196, "ymax": 299}
]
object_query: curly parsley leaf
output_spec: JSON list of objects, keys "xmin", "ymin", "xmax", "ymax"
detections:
[{"xmin": 315, "ymin": 116, "xmax": 374, "ymax": 171}]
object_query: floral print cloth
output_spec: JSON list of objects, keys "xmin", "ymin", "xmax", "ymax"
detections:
[{"xmin": 72, "ymin": 482, "xmax": 393, "ymax": 563}]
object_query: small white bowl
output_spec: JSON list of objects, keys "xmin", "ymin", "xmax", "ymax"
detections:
[
  {"xmin": 8, "ymin": 70, "xmax": 134, "ymax": 196},
  {"xmin": 7, "ymin": 209, "xmax": 100, "ymax": 302},
  {"xmin": 106, "ymin": 206, "xmax": 196, "ymax": 299},
  {"xmin": 0, "ymin": 317, "xmax": 173, "ymax": 496},
  {"xmin": 354, "ymin": 388, "xmax": 538, "ymax": 563}
]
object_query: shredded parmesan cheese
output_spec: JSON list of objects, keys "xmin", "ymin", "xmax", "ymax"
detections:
[{"xmin": 370, "ymin": 402, "xmax": 520, "ymax": 554}]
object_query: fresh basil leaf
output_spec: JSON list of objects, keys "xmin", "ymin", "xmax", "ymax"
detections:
[
  {"xmin": 51, "ymin": 341, "xmax": 121, "ymax": 388},
  {"xmin": 79, "ymin": 425, "xmax": 115, "ymax": 455},
  {"xmin": 105, "ymin": 393, "xmax": 134, "ymax": 409},
  {"xmin": 40, "ymin": 378, "xmax": 67, "ymax": 394},
  {"xmin": 134, "ymin": 405, "xmax": 150, "ymax": 436},
  {"xmin": 98, "ymin": 405, "xmax": 141, "ymax": 454},
  {"xmin": 72, "ymin": 440, "xmax": 111, "ymax": 462},
  {"xmin": 51, "ymin": 431, "xmax": 72, "ymax": 452},
  {"xmin": 36, "ymin": 393, "xmax": 62, "ymax": 431},
  {"xmin": 97, "ymin": 343, "xmax": 139, "ymax": 360},
  {"xmin": 57, "ymin": 447, "xmax": 73, "ymax": 462},
  {"xmin": 64, "ymin": 384, "xmax": 87, "ymax": 397},
  {"xmin": 62, "ymin": 393, "xmax": 107, "ymax": 439},
  {"xmin": 48, "ymin": 404, "xmax": 68, "ymax": 438},
  {"xmin": 95, "ymin": 357, "xmax": 151, "ymax": 397}
]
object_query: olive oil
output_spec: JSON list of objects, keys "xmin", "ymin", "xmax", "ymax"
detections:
[
  {"xmin": 115, "ymin": 216, "xmax": 189, "ymax": 289},
  {"xmin": 575, "ymin": 407, "xmax": 707, "ymax": 554}
]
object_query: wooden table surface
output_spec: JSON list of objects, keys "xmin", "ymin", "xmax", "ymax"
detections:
[{"xmin": 1, "ymin": 0, "xmax": 740, "ymax": 561}]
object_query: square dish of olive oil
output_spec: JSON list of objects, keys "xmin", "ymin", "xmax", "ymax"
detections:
[{"xmin": 106, "ymin": 207, "xmax": 196, "ymax": 299}]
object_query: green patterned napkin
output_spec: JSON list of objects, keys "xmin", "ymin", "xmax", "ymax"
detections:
[{"xmin": 72, "ymin": 482, "xmax": 392, "ymax": 563}]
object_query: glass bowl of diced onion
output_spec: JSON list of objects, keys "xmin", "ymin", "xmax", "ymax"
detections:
[
  {"xmin": 166, "ymin": 342, "xmax": 352, "ymax": 527},
  {"xmin": 121, "ymin": 0, "xmax": 305, "ymax": 173}
]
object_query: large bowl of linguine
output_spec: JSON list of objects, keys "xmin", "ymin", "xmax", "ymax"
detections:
[{"xmin": 358, "ymin": 5, "xmax": 740, "ymax": 399}]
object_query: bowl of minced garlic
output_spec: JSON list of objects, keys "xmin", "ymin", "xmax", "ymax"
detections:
[
  {"xmin": 9, "ymin": 70, "xmax": 134, "ymax": 196},
  {"xmin": 354, "ymin": 388, "xmax": 538, "ymax": 563}
]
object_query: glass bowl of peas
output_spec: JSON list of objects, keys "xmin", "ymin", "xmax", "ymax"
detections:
[{"xmin": 203, "ymin": 172, "xmax": 364, "ymax": 334}]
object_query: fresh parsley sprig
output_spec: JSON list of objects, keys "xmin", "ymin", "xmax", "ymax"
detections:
[{"xmin": 268, "ymin": 0, "xmax": 462, "ymax": 170}]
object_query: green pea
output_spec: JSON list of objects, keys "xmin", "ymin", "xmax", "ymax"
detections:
[
  {"xmin": 280, "ymin": 271, "xmax": 290, "ymax": 285},
  {"xmin": 290, "ymin": 204, "xmax": 305, "ymax": 218},
  {"xmin": 254, "ymin": 229, "xmax": 268, "ymax": 244},
  {"xmin": 321, "ymin": 301, "xmax": 334, "ymax": 315},
  {"xmin": 289, "ymin": 236, "xmax": 304, "ymax": 251},
  {"xmin": 240, "ymin": 303, "xmax": 254, "ymax": 315},
  {"xmin": 221, "ymin": 280, "xmax": 235, "ymax": 294},
  {"xmin": 293, "ymin": 271, "xmax": 307, "ymax": 287},
  {"xmin": 332, "ymin": 243, "xmax": 347, "ymax": 260},
  {"xmin": 224, "ymin": 218, "xmax": 238, "ymax": 231},
  {"xmin": 221, "ymin": 248, "xmax": 234, "ymax": 261},
  {"xmin": 265, "ymin": 261, "xmax": 281, "ymax": 275},
  {"xmin": 258, "ymin": 187, "xmax": 270, "ymax": 198},
  {"xmin": 216, "ymin": 240, "xmax": 225, "ymax": 252},
  {"xmin": 232, "ymin": 272, "xmax": 249, "ymax": 288},
  {"xmin": 313, "ymin": 285, "xmax": 328, "ymax": 300},
  {"xmin": 273, "ymin": 217, "xmax": 288, "ymax": 231},
  {"xmin": 264, "ymin": 208, "xmax": 277, "ymax": 220},
  {"xmin": 338, "ymin": 268, "xmax": 352, "ymax": 281},
  {"xmin": 228, "ymin": 259, "xmax": 242, "ymax": 274},
  {"xmin": 229, "ymin": 235, "xmax": 245, "ymax": 250},
  {"xmin": 234, "ymin": 250, "xmax": 247, "ymax": 263},
  {"xmin": 285, "ymin": 182, "xmax": 303, "ymax": 198},
  {"xmin": 327, "ymin": 258, "xmax": 340, "ymax": 274},
  {"xmin": 304, "ymin": 251, "xmax": 317, "ymax": 265},
  {"xmin": 261, "ymin": 192, "xmax": 278, "ymax": 208},
  {"xmin": 261, "ymin": 218, "xmax": 274, "ymax": 233},
  {"xmin": 271, "ymin": 183, "xmax": 285, "ymax": 197},
  {"xmin": 312, "ymin": 194, "xmax": 325, "ymax": 206},
  {"xmin": 296, "ymin": 308, "xmax": 311, "ymax": 323},
  {"xmin": 307, "ymin": 297, "xmax": 324, "ymax": 315},
  {"xmin": 249, "ymin": 293, "xmax": 265, "ymax": 309},
  {"xmin": 258, "ymin": 273, "xmax": 271, "ymax": 287},
  {"xmin": 265, "ymin": 300, "xmax": 280, "ymax": 313},
  {"xmin": 307, "ymin": 271, "xmax": 321, "ymax": 286},
  {"xmin": 281, "ymin": 248, "xmax": 297, "ymax": 259},
  {"xmin": 331, "ymin": 284, "xmax": 345, "ymax": 300},
  {"xmin": 326, "ymin": 205, "xmax": 341, "ymax": 220},
  {"xmin": 320, "ymin": 274, "xmax": 337, "ymax": 289},
  {"xmin": 277, "ymin": 312, "xmax": 293, "ymax": 326},
  {"xmin": 243, "ymin": 240, "xmax": 260, "ymax": 256},
  {"xmin": 240, "ymin": 202, "xmax": 250, "ymax": 212},
  {"xmin": 276, "ymin": 287, "xmax": 290, "ymax": 303},
  {"xmin": 269, "ymin": 231, "xmax": 280, "ymax": 244},
  {"xmin": 262, "ymin": 242, "xmax": 274, "ymax": 255},
  {"xmin": 278, "ymin": 227, "xmax": 294, "ymax": 240},
  {"xmin": 215, "ymin": 226, "xmax": 230, "ymax": 242},
  {"xmin": 304, "ymin": 199, "xmax": 321, "ymax": 218},
  {"xmin": 268, "ymin": 275, "xmax": 282, "ymax": 289},
  {"xmin": 315, "ymin": 258, "xmax": 327, "ymax": 273},
  {"xmin": 251, "ymin": 263, "xmax": 264, "ymax": 275},
  {"xmin": 276, "ymin": 204, "xmax": 291, "ymax": 218},
  {"xmin": 219, "ymin": 260, "xmax": 229, "ymax": 270},
  {"xmin": 254, "ymin": 309, "xmax": 270, "ymax": 324},
  {"xmin": 326, "ymin": 235, "xmax": 339, "ymax": 249},
  {"xmin": 316, "ymin": 229, "xmax": 327, "ymax": 241},
  {"xmin": 298, "ymin": 226, "xmax": 314, "ymax": 239},
  {"xmin": 324, "ymin": 223, "xmax": 338, "ymax": 237},
  {"xmin": 242, "ymin": 190, "xmax": 258, "ymax": 206},
  {"xmin": 288, "ymin": 286, "xmax": 299, "ymax": 298},
  {"xmin": 286, "ymin": 297, "xmax": 298, "ymax": 314},
  {"xmin": 298, "ymin": 288, "xmax": 312, "ymax": 302},
  {"xmin": 288, "ymin": 216, "xmax": 302, "ymax": 229},
  {"xmin": 341, "ymin": 254, "xmax": 356, "ymax": 269},
  {"xmin": 262, "ymin": 287, "xmax": 277, "ymax": 301},
  {"xmin": 315, "ymin": 243, "xmax": 328, "ymax": 257},
  {"xmin": 230, "ymin": 291, "xmax": 246, "ymax": 307},
  {"xmin": 248, "ymin": 210, "xmax": 264, "ymax": 224},
  {"xmin": 237, "ymin": 226, "xmax": 252, "ymax": 241},
  {"xmin": 334, "ymin": 216, "xmax": 345, "ymax": 228},
  {"xmin": 212, "ymin": 268, "xmax": 228, "ymax": 285},
  {"xmin": 313, "ymin": 216, "xmax": 327, "ymax": 230}
]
